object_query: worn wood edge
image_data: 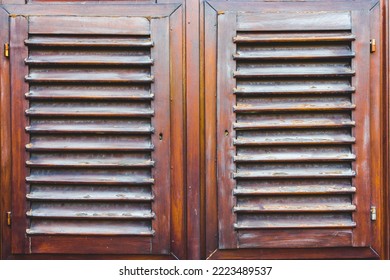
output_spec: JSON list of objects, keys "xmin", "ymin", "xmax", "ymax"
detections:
[
  {"xmin": 207, "ymin": 1, "xmax": 372, "ymax": 13},
  {"xmin": 384, "ymin": 0, "xmax": 390, "ymax": 260},
  {"xmin": 370, "ymin": 0, "xmax": 385, "ymax": 259},
  {"xmin": 0, "ymin": 6, "xmax": 10, "ymax": 260},
  {"xmin": 204, "ymin": 1, "xmax": 218, "ymax": 259},
  {"xmin": 207, "ymin": 247, "xmax": 380, "ymax": 260},
  {"xmin": 2, "ymin": 4, "xmax": 181, "ymax": 17},
  {"xmin": 7, "ymin": 254, "xmax": 177, "ymax": 260}
]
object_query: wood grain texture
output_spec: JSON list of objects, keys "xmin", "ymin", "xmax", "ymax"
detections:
[
  {"xmin": 186, "ymin": 0, "xmax": 201, "ymax": 260},
  {"xmin": 29, "ymin": 16, "xmax": 150, "ymax": 35},
  {"xmin": 1, "ymin": 3, "xmax": 185, "ymax": 258},
  {"xmin": 0, "ymin": 7, "xmax": 11, "ymax": 260},
  {"xmin": 204, "ymin": 2, "xmax": 218, "ymax": 258},
  {"xmin": 150, "ymin": 16, "xmax": 171, "ymax": 254},
  {"xmin": 237, "ymin": 12, "xmax": 352, "ymax": 31},
  {"xmin": 205, "ymin": 0, "xmax": 379, "ymax": 257},
  {"xmin": 350, "ymin": 9, "xmax": 371, "ymax": 247},
  {"xmin": 216, "ymin": 11, "xmax": 237, "ymax": 249},
  {"xmin": 169, "ymin": 6, "xmax": 186, "ymax": 260},
  {"xmin": 10, "ymin": 16, "xmax": 29, "ymax": 254}
]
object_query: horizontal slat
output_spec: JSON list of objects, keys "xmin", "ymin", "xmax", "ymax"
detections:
[
  {"xmin": 238, "ymin": 229, "xmax": 353, "ymax": 248},
  {"xmin": 234, "ymin": 170, "xmax": 356, "ymax": 179},
  {"xmin": 26, "ymin": 175, "xmax": 154, "ymax": 185},
  {"xmin": 26, "ymin": 125, "xmax": 153, "ymax": 134},
  {"xmin": 27, "ymin": 227, "xmax": 154, "ymax": 237},
  {"xmin": 234, "ymin": 120, "xmax": 355, "ymax": 130},
  {"xmin": 26, "ymin": 107, "xmax": 154, "ymax": 117},
  {"xmin": 234, "ymin": 50, "xmax": 355, "ymax": 60},
  {"xmin": 26, "ymin": 142, "xmax": 154, "ymax": 152},
  {"xmin": 29, "ymin": 16, "xmax": 150, "ymax": 35},
  {"xmin": 27, "ymin": 192, "xmax": 154, "ymax": 202},
  {"xmin": 25, "ymin": 37, "xmax": 153, "ymax": 47},
  {"xmin": 234, "ymin": 85, "xmax": 355, "ymax": 95},
  {"xmin": 234, "ymin": 102, "xmax": 355, "ymax": 113},
  {"xmin": 237, "ymin": 12, "xmax": 351, "ymax": 31},
  {"xmin": 233, "ymin": 33, "xmax": 356, "ymax": 43},
  {"xmin": 234, "ymin": 221, "xmax": 356, "ymax": 229},
  {"xmin": 25, "ymin": 91, "xmax": 154, "ymax": 101},
  {"xmin": 27, "ymin": 210, "xmax": 155, "ymax": 220},
  {"xmin": 234, "ymin": 186, "xmax": 356, "ymax": 196},
  {"xmin": 234, "ymin": 204, "xmax": 356, "ymax": 213},
  {"xmin": 234, "ymin": 153, "xmax": 355, "ymax": 163},
  {"xmin": 234, "ymin": 68, "xmax": 355, "ymax": 78},
  {"xmin": 234, "ymin": 136, "xmax": 356, "ymax": 146},
  {"xmin": 25, "ymin": 55, "xmax": 153, "ymax": 66},
  {"xmin": 26, "ymin": 159, "xmax": 155, "ymax": 168},
  {"xmin": 26, "ymin": 73, "xmax": 153, "ymax": 83}
]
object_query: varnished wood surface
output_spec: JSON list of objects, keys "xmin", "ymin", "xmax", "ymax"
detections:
[
  {"xmin": 0, "ymin": 0, "xmax": 389, "ymax": 260},
  {"xmin": 204, "ymin": 0, "xmax": 385, "ymax": 259},
  {"xmin": 0, "ymin": 2, "xmax": 186, "ymax": 259}
]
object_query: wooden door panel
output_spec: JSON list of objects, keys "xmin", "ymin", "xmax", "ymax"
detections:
[
  {"xmin": 205, "ymin": 0, "xmax": 380, "ymax": 258},
  {"xmin": 3, "ymin": 4, "xmax": 184, "ymax": 256}
]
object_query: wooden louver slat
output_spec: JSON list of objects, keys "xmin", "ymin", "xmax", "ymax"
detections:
[
  {"xmin": 214, "ymin": 8, "xmax": 364, "ymax": 249},
  {"xmin": 21, "ymin": 18, "xmax": 161, "ymax": 245}
]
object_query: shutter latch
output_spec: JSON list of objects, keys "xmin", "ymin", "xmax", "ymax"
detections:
[
  {"xmin": 370, "ymin": 39, "xmax": 376, "ymax": 53},
  {"xmin": 370, "ymin": 206, "xmax": 377, "ymax": 221},
  {"xmin": 6, "ymin": 211, "xmax": 11, "ymax": 226},
  {"xmin": 4, "ymin": 43, "xmax": 9, "ymax": 57}
]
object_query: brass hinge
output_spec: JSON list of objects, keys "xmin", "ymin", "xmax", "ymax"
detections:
[
  {"xmin": 370, "ymin": 39, "xmax": 376, "ymax": 53},
  {"xmin": 4, "ymin": 43, "xmax": 9, "ymax": 57},
  {"xmin": 6, "ymin": 212, "xmax": 11, "ymax": 226},
  {"xmin": 370, "ymin": 206, "xmax": 376, "ymax": 221}
]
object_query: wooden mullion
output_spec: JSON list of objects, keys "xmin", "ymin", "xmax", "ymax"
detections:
[
  {"xmin": 0, "ymin": 7, "xmax": 11, "ymax": 260},
  {"xmin": 151, "ymin": 16, "xmax": 171, "ymax": 254},
  {"xmin": 204, "ymin": 2, "xmax": 218, "ymax": 258},
  {"xmin": 217, "ymin": 11, "xmax": 237, "ymax": 249},
  {"xmin": 351, "ymin": 9, "xmax": 372, "ymax": 247},
  {"xmin": 169, "ymin": 6, "xmax": 186, "ymax": 260},
  {"xmin": 10, "ymin": 16, "xmax": 30, "ymax": 254}
]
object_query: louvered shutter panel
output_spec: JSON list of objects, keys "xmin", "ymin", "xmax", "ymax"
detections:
[
  {"xmin": 205, "ymin": 1, "xmax": 373, "ymax": 251},
  {"xmin": 9, "ymin": 5, "xmax": 184, "ymax": 255}
]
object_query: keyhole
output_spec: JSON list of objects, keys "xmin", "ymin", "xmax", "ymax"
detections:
[
  {"xmin": 224, "ymin": 130, "xmax": 229, "ymax": 137},
  {"xmin": 159, "ymin": 133, "xmax": 163, "ymax": 140}
]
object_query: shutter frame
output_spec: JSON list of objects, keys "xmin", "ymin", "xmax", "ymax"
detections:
[
  {"xmin": 205, "ymin": 0, "xmax": 378, "ymax": 257},
  {"xmin": 7, "ymin": 4, "xmax": 184, "ymax": 256}
]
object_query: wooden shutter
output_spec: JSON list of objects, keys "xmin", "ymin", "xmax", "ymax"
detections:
[
  {"xmin": 205, "ymin": 0, "xmax": 379, "ymax": 258},
  {"xmin": 6, "ymin": 4, "xmax": 184, "ymax": 255}
]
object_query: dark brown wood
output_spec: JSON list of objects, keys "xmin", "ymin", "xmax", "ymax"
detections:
[
  {"xmin": 0, "ymin": 6, "xmax": 11, "ymax": 260},
  {"xmin": 204, "ymin": 0, "xmax": 382, "ymax": 259},
  {"xmin": 208, "ymin": 247, "xmax": 379, "ymax": 260},
  {"xmin": 0, "ymin": 0, "xmax": 389, "ymax": 260},
  {"xmin": 1, "ymin": 3, "xmax": 186, "ymax": 259},
  {"xmin": 186, "ymin": 0, "xmax": 201, "ymax": 260},
  {"xmin": 10, "ymin": 15, "xmax": 29, "ymax": 254},
  {"xmin": 216, "ymin": 11, "xmax": 237, "ymax": 249},
  {"xmin": 150, "ymin": 16, "xmax": 171, "ymax": 254},
  {"xmin": 169, "ymin": 6, "xmax": 186, "ymax": 260},
  {"xmin": 204, "ymin": 2, "xmax": 218, "ymax": 258}
]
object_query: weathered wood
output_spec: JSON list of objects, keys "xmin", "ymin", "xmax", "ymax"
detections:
[
  {"xmin": 234, "ymin": 185, "xmax": 356, "ymax": 196},
  {"xmin": 234, "ymin": 84, "xmax": 356, "ymax": 95},
  {"xmin": 237, "ymin": 12, "xmax": 352, "ymax": 31},
  {"xmin": 238, "ymin": 229, "xmax": 352, "ymax": 248},
  {"xmin": 29, "ymin": 16, "xmax": 150, "ymax": 35},
  {"xmin": 234, "ymin": 32, "xmax": 356, "ymax": 43},
  {"xmin": 25, "ymin": 37, "xmax": 154, "ymax": 47},
  {"xmin": 26, "ymin": 72, "xmax": 153, "ymax": 83},
  {"xmin": 26, "ymin": 175, "xmax": 154, "ymax": 185},
  {"xmin": 25, "ymin": 55, "xmax": 153, "ymax": 66}
]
